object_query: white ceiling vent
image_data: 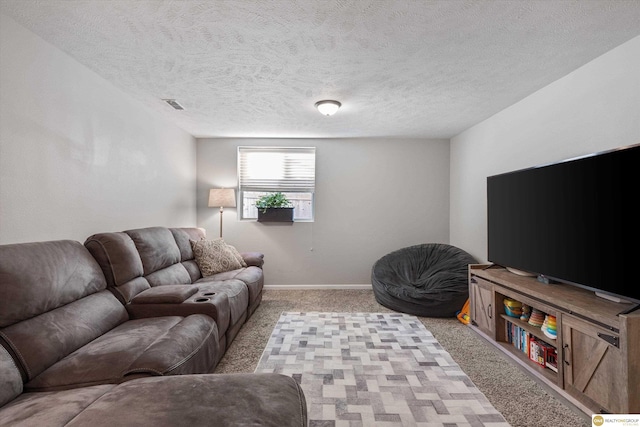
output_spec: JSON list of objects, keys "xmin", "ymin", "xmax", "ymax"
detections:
[{"xmin": 162, "ymin": 99, "xmax": 184, "ymax": 110}]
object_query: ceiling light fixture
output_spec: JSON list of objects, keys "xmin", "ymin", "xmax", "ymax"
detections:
[{"xmin": 314, "ymin": 100, "xmax": 341, "ymax": 116}]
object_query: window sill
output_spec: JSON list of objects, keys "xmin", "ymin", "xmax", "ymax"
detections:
[{"xmin": 240, "ymin": 219, "xmax": 314, "ymax": 223}]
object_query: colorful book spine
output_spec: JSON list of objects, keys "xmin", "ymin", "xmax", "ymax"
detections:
[{"xmin": 506, "ymin": 321, "xmax": 530, "ymax": 356}]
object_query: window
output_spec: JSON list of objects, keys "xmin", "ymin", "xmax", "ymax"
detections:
[{"xmin": 238, "ymin": 147, "xmax": 316, "ymax": 221}]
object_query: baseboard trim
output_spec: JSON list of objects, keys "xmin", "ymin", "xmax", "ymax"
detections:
[{"xmin": 264, "ymin": 284, "xmax": 373, "ymax": 290}]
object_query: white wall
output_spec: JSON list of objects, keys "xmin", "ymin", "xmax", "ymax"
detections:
[
  {"xmin": 450, "ymin": 35, "xmax": 640, "ymax": 262},
  {"xmin": 197, "ymin": 138, "xmax": 450, "ymax": 286},
  {"xmin": 0, "ymin": 14, "xmax": 197, "ymax": 244}
]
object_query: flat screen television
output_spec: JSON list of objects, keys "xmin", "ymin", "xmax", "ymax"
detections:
[{"xmin": 487, "ymin": 143, "xmax": 640, "ymax": 304}]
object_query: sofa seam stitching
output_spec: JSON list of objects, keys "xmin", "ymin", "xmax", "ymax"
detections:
[
  {"xmin": 162, "ymin": 320, "xmax": 218, "ymax": 374},
  {"xmin": 296, "ymin": 378, "xmax": 306, "ymax": 424},
  {"xmin": 85, "ymin": 238, "xmax": 120, "ymax": 290}
]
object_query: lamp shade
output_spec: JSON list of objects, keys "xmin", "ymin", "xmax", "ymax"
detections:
[
  {"xmin": 208, "ymin": 188, "xmax": 236, "ymax": 208},
  {"xmin": 315, "ymin": 100, "xmax": 341, "ymax": 116}
]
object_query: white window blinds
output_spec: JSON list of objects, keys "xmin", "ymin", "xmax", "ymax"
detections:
[{"xmin": 238, "ymin": 147, "xmax": 316, "ymax": 193}]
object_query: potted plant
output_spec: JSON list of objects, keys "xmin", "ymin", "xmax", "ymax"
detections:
[{"xmin": 255, "ymin": 192, "xmax": 294, "ymax": 222}]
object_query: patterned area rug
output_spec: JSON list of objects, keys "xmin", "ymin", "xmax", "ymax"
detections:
[{"xmin": 255, "ymin": 312, "xmax": 510, "ymax": 427}]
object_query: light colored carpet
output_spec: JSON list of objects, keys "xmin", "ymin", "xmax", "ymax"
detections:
[
  {"xmin": 255, "ymin": 312, "xmax": 509, "ymax": 426},
  {"xmin": 214, "ymin": 289, "xmax": 590, "ymax": 427}
]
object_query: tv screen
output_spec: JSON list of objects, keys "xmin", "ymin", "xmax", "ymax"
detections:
[{"xmin": 487, "ymin": 144, "xmax": 640, "ymax": 303}]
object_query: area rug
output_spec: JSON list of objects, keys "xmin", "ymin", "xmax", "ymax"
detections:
[{"xmin": 255, "ymin": 312, "xmax": 510, "ymax": 426}]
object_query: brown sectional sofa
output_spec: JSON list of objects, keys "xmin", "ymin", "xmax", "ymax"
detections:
[
  {"xmin": 84, "ymin": 226, "xmax": 264, "ymax": 353},
  {"xmin": 0, "ymin": 239, "xmax": 219, "ymax": 391},
  {"xmin": 0, "ymin": 228, "xmax": 308, "ymax": 426}
]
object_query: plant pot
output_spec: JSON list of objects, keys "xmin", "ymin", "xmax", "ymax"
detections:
[{"xmin": 257, "ymin": 207, "xmax": 294, "ymax": 222}]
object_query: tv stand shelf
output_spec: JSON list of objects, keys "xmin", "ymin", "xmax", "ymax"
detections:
[
  {"xmin": 469, "ymin": 264, "xmax": 640, "ymax": 415},
  {"xmin": 498, "ymin": 314, "xmax": 555, "ymax": 347}
]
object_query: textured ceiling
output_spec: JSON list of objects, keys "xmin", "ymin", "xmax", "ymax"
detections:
[{"xmin": 1, "ymin": 0, "xmax": 640, "ymax": 139}]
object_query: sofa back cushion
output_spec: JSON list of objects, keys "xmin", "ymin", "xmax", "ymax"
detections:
[
  {"xmin": 3, "ymin": 291, "xmax": 128, "ymax": 382},
  {"xmin": 171, "ymin": 227, "xmax": 206, "ymax": 283},
  {"xmin": 125, "ymin": 227, "xmax": 181, "ymax": 275},
  {"xmin": 84, "ymin": 227, "xmax": 206, "ymax": 303},
  {"xmin": 85, "ymin": 232, "xmax": 151, "ymax": 303},
  {"xmin": 0, "ymin": 240, "xmax": 108, "ymax": 327},
  {"xmin": 170, "ymin": 227, "xmax": 205, "ymax": 261},
  {"xmin": 0, "ymin": 346, "xmax": 22, "ymax": 407},
  {"xmin": 85, "ymin": 232, "xmax": 145, "ymax": 288},
  {"xmin": 0, "ymin": 240, "xmax": 128, "ymax": 381}
]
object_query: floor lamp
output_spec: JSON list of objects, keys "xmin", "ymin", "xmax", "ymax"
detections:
[{"xmin": 208, "ymin": 188, "xmax": 236, "ymax": 238}]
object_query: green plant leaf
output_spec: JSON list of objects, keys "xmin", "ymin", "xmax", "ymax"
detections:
[{"xmin": 254, "ymin": 192, "xmax": 292, "ymax": 213}]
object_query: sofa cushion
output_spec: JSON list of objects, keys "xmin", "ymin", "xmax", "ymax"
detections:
[
  {"xmin": 194, "ymin": 279, "xmax": 249, "ymax": 326},
  {"xmin": 124, "ymin": 314, "xmax": 218, "ymax": 377},
  {"xmin": 84, "ymin": 232, "xmax": 145, "ymax": 289},
  {"xmin": 114, "ymin": 277, "xmax": 152, "ymax": 304},
  {"xmin": 83, "ymin": 231, "xmax": 152, "ymax": 304},
  {"xmin": 180, "ymin": 259, "xmax": 202, "ymax": 283},
  {"xmin": 0, "ymin": 240, "xmax": 109, "ymax": 328},
  {"xmin": 2, "ymin": 290, "xmax": 129, "ymax": 383},
  {"xmin": 25, "ymin": 314, "xmax": 218, "ymax": 391},
  {"xmin": 144, "ymin": 263, "xmax": 192, "ymax": 287},
  {"xmin": 66, "ymin": 373, "xmax": 307, "ymax": 427},
  {"xmin": 1, "ymin": 373, "xmax": 307, "ymax": 427},
  {"xmin": 207, "ymin": 266, "xmax": 263, "ymax": 309},
  {"xmin": 191, "ymin": 238, "xmax": 244, "ymax": 276},
  {"xmin": 0, "ymin": 383, "xmax": 115, "ymax": 426},
  {"xmin": 125, "ymin": 227, "xmax": 181, "ymax": 275},
  {"xmin": 170, "ymin": 227, "xmax": 206, "ymax": 261}
]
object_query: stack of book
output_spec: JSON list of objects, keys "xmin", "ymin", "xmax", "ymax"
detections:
[
  {"xmin": 506, "ymin": 321, "xmax": 530, "ymax": 356},
  {"xmin": 529, "ymin": 338, "xmax": 558, "ymax": 372},
  {"xmin": 505, "ymin": 320, "xmax": 558, "ymax": 373}
]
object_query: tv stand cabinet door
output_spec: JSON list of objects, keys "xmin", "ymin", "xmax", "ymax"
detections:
[
  {"xmin": 470, "ymin": 276, "xmax": 495, "ymax": 338},
  {"xmin": 562, "ymin": 314, "xmax": 625, "ymax": 414}
]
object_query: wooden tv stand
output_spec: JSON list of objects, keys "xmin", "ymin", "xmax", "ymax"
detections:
[{"xmin": 468, "ymin": 264, "xmax": 640, "ymax": 415}]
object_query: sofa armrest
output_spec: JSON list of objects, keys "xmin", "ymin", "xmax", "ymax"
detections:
[
  {"xmin": 131, "ymin": 285, "xmax": 198, "ymax": 304},
  {"xmin": 240, "ymin": 252, "xmax": 264, "ymax": 268}
]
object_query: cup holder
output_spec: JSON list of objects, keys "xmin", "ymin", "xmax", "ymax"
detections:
[
  {"xmin": 194, "ymin": 298, "xmax": 210, "ymax": 303},
  {"xmin": 202, "ymin": 292, "xmax": 216, "ymax": 296}
]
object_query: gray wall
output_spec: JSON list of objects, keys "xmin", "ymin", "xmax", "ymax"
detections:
[
  {"xmin": 450, "ymin": 35, "xmax": 640, "ymax": 263},
  {"xmin": 197, "ymin": 138, "xmax": 450, "ymax": 286},
  {"xmin": 0, "ymin": 14, "xmax": 197, "ymax": 244}
]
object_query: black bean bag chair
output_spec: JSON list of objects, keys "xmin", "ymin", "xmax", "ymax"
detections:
[{"xmin": 371, "ymin": 243, "xmax": 476, "ymax": 317}]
